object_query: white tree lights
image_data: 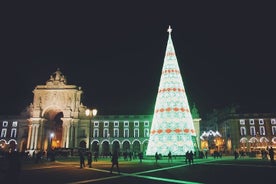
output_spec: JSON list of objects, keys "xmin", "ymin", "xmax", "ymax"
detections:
[{"xmin": 146, "ymin": 26, "xmax": 197, "ymax": 156}]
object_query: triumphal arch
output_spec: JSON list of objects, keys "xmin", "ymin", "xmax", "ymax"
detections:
[{"xmin": 26, "ymin": 69, "xmax": 88, "ymax": 151}]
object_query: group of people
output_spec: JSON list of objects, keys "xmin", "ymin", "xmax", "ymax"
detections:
[
  {"xmin": 79, "ymin": 150, "xmax": 92, "ymax": 168},
  {"xmin": 79, "ymin": 149, "xmax": 120, "ymax": 173},
  {"xmin": 185, "ymin": 151, "xmax": 194, "ymax": 165}
]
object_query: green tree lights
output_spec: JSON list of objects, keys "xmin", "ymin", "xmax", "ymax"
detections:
[{"xmin": 146, "ymin": 26, "xmax": 197, "ymax": 156}]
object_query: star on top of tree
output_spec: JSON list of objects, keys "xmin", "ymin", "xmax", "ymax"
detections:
[{"xmin": 167, "ymin": 25, "xmax": 172, "ymax": 33}]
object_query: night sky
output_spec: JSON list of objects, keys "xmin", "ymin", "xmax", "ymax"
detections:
[{"xmin": 1, "ymin": 2, "xmax": 276, "ymax": 118}]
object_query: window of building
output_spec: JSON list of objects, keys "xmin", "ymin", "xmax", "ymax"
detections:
[
  {"xmin": 93, "ymin": 129, "xmax": 99, "ymax": 138},
  {"xmin": 134, "ymin": 128, "xmax": 139, "ymax": 138},
  {"xmin": 272, "ymin": 126, "xmax": 276, "ymax": 135},
  {"xmin": 80, "ymin": 129, "xmax": 86, "ymax": 137},
  {"xmin": 259, "ymin": 119, "xmax": 264, "ymax": 125},
  {"xmin": 259, "ymin": 126, "xmax": 265, "ymax": 135},
  {"xmin": 11, "ymin": 128, "xmax": 17, "ymax": 138},
  {"xmin": 239, "ymin": 119, "xmax": 245, "ymax": 125},
  {"xmin": 144, "ymin": 121, "xmax": 149, "ymax": 127},
  {"xmin": 124, "ymin": 121, "xmax": 129, "ymax": 127},
  {"xmin": 124, "ymin": 128, "xmax": 129, "ymax": 138},
  {"xmin": 271, "ymin": 119, "xmax": 276, "ymax": 125},
  {"xmin": 134, "ymin": 121, "xmax": 139, "ymax": 127},
  {"xmin": 103, "ymin": 128, "xmax": 109, "ymax": 138},
  {"xmin": 3, "ymin": 121, "xmax": 8, "ymax": 127},
  {"xmin": 1, "ymin": 129, "xmax": 7, "ymax": 137},
  {"xmin": 94, "ymin": 121, "xmax": 99, "ymax": 127},
  {"xmin": 144, "ymin": 128, "xmax": 149, "ymax": 137},
  {"xmin": 250, "ymin": 126, "xmax": 256, "ymax": 136},
  {"xmin": 104, "ymin": 121, "xmax": 109, "ymax": 127},
  {"xmin": 240, "ymin": 127, "xmax": 246, "ymax": 136},
  {"xmin": 114, "ymin": 128, "xmax": 119, "ymax": 138},
  {"xmin": 249, "ymin": 119, "xmax": 254, "ymax": 125},
  {"xmin": 114, "ymin": 121, "xmax": 119, "ymax": 127},
  {"xmin": 12, "ymin": 121, "xmax": 17, "ymax": 127}
]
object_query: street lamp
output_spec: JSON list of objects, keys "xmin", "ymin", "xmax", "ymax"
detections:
[
  {"xmin": 50, "ymin": 132, "xmax": 54, "ymax": 149},
  {"xmin": 86, "ymin": 108, "xmax": 98, "ymax": 151}
]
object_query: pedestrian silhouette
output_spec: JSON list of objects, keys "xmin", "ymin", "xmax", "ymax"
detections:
[
  {"xmin": 268, "ymin": 146, "xmax": 275, "ymax": 164},
  {"xmin": 168, "ymin": 151, "xmax": 172, "ymax": 163},
  {"xmin": 155, "ymin": 152, "xmax": 159, "ymax": 164},
  {"xmin": 87, "ymin": 151, "xmax": 92, "ymax": 168},
  {"xmin": 138, "ymin": 152, "xmax": 143, "ymax": 163},
  {"xmin": 110, "ymin": 150, "xmax": 120, "ymax": 174},
  {"xmin": 79, "ymin": 149, "xmax": 85, "ymax": 168}
]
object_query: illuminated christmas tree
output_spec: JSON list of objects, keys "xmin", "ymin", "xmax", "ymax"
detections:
[{"xmin": 146, "ymin": 26, "xmax": 197, "ymax": 156}]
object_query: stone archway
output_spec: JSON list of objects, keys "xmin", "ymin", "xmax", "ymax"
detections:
[
  {"xmin": 26, "ymin": 69, "xmax": 84, "ymax": 151},
  {"xmin": 43, "ymin": 109, "xmax": 64, "ymax": 150}
]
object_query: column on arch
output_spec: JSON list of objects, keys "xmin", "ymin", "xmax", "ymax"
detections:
[{"xmin": 61, "ymin": 118, "xmax": 71, "ymax": 148}]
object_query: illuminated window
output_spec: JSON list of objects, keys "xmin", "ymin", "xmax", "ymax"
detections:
[
  {"xmin": 249, "ymin": 119, "xmax": 254, "ymax": 125},
  {"xmin": 144, "ymin": 128, "xmax": 149, "ymax": 137},
  {"xmin": 259, "ymin": 126, "xmax": 265, "ymax": 135},
  {"xmin": 11, "ymin": 128, "xmax": 17, "ymax": 138},
  {"xmin": 134, "ymin": 121, "xmax": 139, "ymax": 127},
  {"xmin": 103, "ymin": 128, "xmax": 109, "ymax": 138},
  {"xmin": 240, "ymin": 119, "xmax": 245, "ymax": 125},
  {"xmin": 134, "ymin": 128, "xmax": 139, "ymax": 138},
  {"xmin": 240, "ymin": 127, "xmax": 246, "ymax": 136},
  {"xmin": 259, "ymin": 119, "xmax": 264, "ymax": 125},
  {"xmin": 250, "ymin": 126, "xmax": 256, "ymax": 136},
  {"xmin": 124, "ymin": 121, "xmax": 129, "ymax": 127},
  {"xmin": 94, "ymin": 121, "xmax": 99, "ymax": 127},
  {"xmin": 93, "ymin": 129, "xmax": 99, "ymax": 138},
  {"xmin": 271, "ymin": 119, "xmax": 276, "ymax": 125},
  {"xmin": 124, "ymin": 128, "xmax": 129, "ymax": 138},
  {"xmin": 12, "ymin": 121, "xmax": 17, "ymax": 127},
  {"xmin": 144, "ymin": 121, "xmax": 149, "ymax": 127},
  {"xmin": 1, "ymin": 129, "xmax": 7, "ymax": 137},
  {"xmin": 272, "ymin": 126, "xmax": 276, "ymax": 135},
  {"xmin": 104, "ymin": 121, "xmax": 109, "ymax": 127},
  {"xmin": 3, "ymin": 121, "xmax": 8, "ymax": 127},
  {"xmin": 114, "ymin": 121, "xmax": 119, "ymax": 127},
  {"xmin": 114, "ymin": 128, "xmax": 119, "ymax": 138}
]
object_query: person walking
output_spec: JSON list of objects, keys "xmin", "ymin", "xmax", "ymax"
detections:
[
  {"xmin": 168, "ymin": 151, "xmax": 172, "ymax": 163},
  {"xmin": 110, "ymin": 150, "xmax": 120, "ymax": 174},
  {"xmin": 87, "ymin": 151, "xmax": 92, "ymax": 168},
  {"xmin": 268, "ymin": 146, "xmax": 275, "ymax": 164},
  {"xmin": 79, "ymin": 149, "xmax": 85, "ymax": 168},
  {"xmin": 155, "ymin": 152, "xmax": 159, "ymax": 164},
  {"xmin": 138, "ymin": 152, "xmax": 143, "ymax": 163}
]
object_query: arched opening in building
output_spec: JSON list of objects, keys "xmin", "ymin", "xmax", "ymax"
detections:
[
  {"xmin": 143, "ymin": 140, "xmax": 148, "ymax": 153},
  {"xmin": 122, "ymin": 141, "xmax": 130, "ymax": 152},
  {"xmin": 91, "ymin": 141, "xmax": 99, "ymax": 153},
  {"xmin": 112, "ymin": 140, "xmax": 120, "ymax": 153},
  {"xmin": 9, "ymin": 140, "xmax": 17, "ymax": 151},
  {"xmin": 102, "ymin": 141, "xmax": 110, "ymax": 157},
  {"xmin": 79, "ymin": 140, "xmax": 86, "ymax": 149},
  {"xmin": 43, "ymin": 109, "xmax": 64, "ymax": 150},
  {"xmin": 133, "ymin": 140, "xmax": 140, "ymax": 154}
]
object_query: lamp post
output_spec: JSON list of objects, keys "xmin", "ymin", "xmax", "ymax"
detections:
[{"xmin": 85, "ymin": 108, "xmax": 98, "ymax": 151}]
